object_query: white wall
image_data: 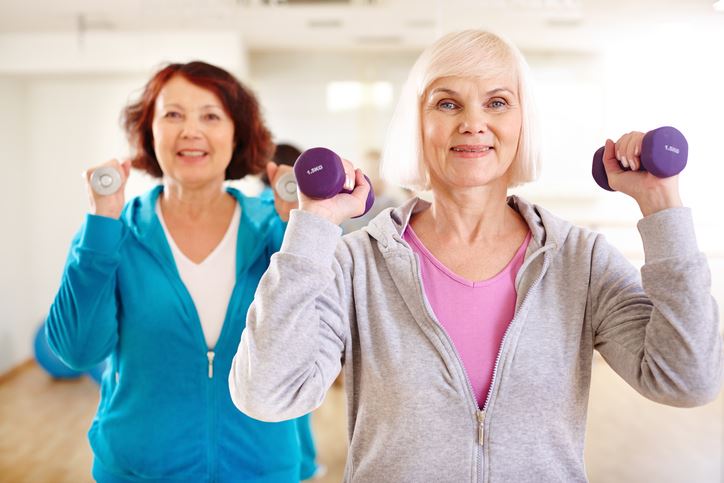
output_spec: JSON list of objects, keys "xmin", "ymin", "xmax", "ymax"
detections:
[
  {"xmin": 248, "ymin": 51, "xmax": 418, "ymax": 169},
  {"xmin": 0, "ymin": 78, "xmax": 32, "ymax": 373},
  {"xmin": 0, "ymin": 32, "xmax": 249, "ymax": 78}
]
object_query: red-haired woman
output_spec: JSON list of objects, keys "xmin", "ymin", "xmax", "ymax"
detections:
[{"xmin": 45, "ymin": 61, "xmax": 315, "ymax": 482}]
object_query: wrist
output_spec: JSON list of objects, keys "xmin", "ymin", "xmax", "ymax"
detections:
[
  {"xmin": 300, "ymin": 204, "xmax": 341, "ymax": 225},
  {"xmin": 637, "ymin": 188, "xmax": 683, "ymax": 217},
  {"xmin": 92, "ymin": 208, "xmax": 122, "ymax": 219}
]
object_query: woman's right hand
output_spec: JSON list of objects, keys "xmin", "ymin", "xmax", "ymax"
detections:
[
  {"xmin": 298, "ymin": 159, "xmax": 371, "ymax": 225},
  {"xmin": 84, "ymin": 159, "xmax": 131, "ymax": 219}
]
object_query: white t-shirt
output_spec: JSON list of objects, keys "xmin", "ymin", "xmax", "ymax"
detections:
[{"xmin": 156, "ymin": 199, "xmax": 240, "ymax": 349}]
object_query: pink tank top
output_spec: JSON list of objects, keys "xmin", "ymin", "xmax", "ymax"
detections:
[{"xmin": 404, "ymin": 226, "xmax": 530, "ymax": 408}]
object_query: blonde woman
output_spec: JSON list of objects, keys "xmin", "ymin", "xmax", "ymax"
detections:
[{"xmin": 232, "ymin": 31, "xmax": 723, "ymax": 482}]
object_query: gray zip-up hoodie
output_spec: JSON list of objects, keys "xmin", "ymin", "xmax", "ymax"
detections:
[{"xmin": 230, "ymin": 196, "xmax": 723, "ymax": 483}]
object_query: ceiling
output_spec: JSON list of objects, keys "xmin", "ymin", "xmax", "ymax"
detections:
[{"xmin": 1, "ymin": 0, "xmax": 722, "ymax": 53}]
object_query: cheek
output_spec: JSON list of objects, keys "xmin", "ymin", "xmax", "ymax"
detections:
[
  {"xmin": 219, "ymin": 131, "xmax": 235, "ymax": 155},
  {"xmin": 151, "ymin": 125, "xmax": 169, "ymax": 151},
  {"xmin": 422, "ymin": 121, "xmax": 446, "ymax": 149},
  {"xmin": 506, "ymin": 116, "xmax": 523, "ymax": 145}
]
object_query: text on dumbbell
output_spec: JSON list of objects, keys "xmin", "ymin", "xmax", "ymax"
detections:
[
  {"xmin": 665, "ymin": 144, "xmax": 680, "ymax": 154},
  {"xmin": 307, "ymin": 165, "xmax": 323, "ymax": 175}
]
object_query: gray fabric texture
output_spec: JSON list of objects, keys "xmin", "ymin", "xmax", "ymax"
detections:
[{"xmin": 230, "ymin": 195, "xmax": 723, "ymax": 483}]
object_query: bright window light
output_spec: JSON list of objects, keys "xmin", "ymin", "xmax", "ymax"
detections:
[
  {"xmin": 715, "ymin": 0, "xmax": 724, "ymax": 12},
  {"xmin": 371, "ymin": 82, "xmax": 393, "ymax": 109},
  {"xmin": 326, "ymin": 81, "xmax": 363, "ymax": 111},
  {"xmin": 326, "ymin": 81, "xmax": 394, "ymax": 112}
]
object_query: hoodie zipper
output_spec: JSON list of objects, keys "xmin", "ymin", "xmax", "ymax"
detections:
[
  {"xmin": 207, "ymin": 350, "xmax": 215, "ymax": 378},
  {"xmin": 479, "ymin": 246, "xmax": 552, "ymax": 482},
  {"xmin": 410, "ymin": 242, "xmax": 553, "ymax": 483}
]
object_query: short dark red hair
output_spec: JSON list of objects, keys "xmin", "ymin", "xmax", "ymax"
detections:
[{"xmin": 122, "ymin": 61, "xmax": 274, "ymax": 179}]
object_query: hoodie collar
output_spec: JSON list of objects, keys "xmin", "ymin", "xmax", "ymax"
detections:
[
  {"xmin": 366, "ymin": 194, "xmax": 567, "ymax": 255},
  {"xmin": 122, "ymin": 185, "xmax": 277, "ymax": 275}
]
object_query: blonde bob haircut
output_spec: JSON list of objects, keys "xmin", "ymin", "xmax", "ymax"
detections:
[{"xmin": 381, "ymin": 30, "xmax": 542, "ymax": 191}]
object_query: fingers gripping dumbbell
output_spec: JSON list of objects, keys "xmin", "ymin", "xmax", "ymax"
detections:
[
  {"xmin": 591, "ymin": 126, "xmax": 688, "ymax": 191},
  {"xmin": 275, "ymin": 147, "xmax": 375, "ymax": 217},
  {"xmin": 90, "ymin": 166, "xmax": 122, "ymax": 195}
]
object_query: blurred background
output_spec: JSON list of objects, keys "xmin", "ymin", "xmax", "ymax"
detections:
[{"xmin": 0, "ymin": 1, "xmax": 723, "ymax": 482}]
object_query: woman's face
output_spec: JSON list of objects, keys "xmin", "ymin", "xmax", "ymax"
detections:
[
  {"xmin": 421, "ymin": 74, "xmax": 522, "ymax": 191},
  {"xmin": 151, "ymin": 75, "xmax": 235, "ymax": 188}
]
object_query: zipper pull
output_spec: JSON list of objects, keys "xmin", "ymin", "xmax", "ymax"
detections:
[
  {"xmin": 477, "ymin": 410, "xmax": 485, "ymax": 446},
  {"xmin": 207, "ymin": 350, "xmax": 215, "ymax": 379}
]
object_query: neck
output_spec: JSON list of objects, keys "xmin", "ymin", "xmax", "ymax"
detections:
[
  {"xmin": 418, "ymin": 181, "xmax": 516, "ymax": 244},
  {"xmin": 160, "ymin": 178, "xmax": 229, "ymax": 220}
]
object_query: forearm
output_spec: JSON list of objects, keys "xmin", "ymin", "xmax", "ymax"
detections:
[
  {"xmin": 46, "ymin": 215, "xmax": 124, "ymax": 369},
  {"xmin": 595, "ymin": 208, "xmax": 723, "ymax": 406},
  {"xmin": 230, "ymin": 210, "xmax": 347, "ymax": 421},
  {"xmin": 637, "ymin": 207, "xmax": 722, "ymax": 403}
]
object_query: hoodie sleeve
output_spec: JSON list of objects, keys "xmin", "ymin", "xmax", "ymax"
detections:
[
  {"xmin": 230, "ymin": 209, "xmax": 349, "ymax": 422},
  {"xmin": 45, "ymin": 214, "xmax": 126, "ymax": 370},
  {"xmin": 590, "ymin": 207, "xmax": 723, "ymax": 407}
]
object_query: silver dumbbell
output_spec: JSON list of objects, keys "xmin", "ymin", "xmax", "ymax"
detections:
[
  {"xmin": 90, "ymin": 166, "xmax": 122, "ymax": 196},
  {"xmin": 274, "ymin": 171, "xmax": 298, "ymax": 202}
]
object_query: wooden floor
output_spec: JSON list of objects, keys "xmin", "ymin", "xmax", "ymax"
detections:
[{"xmin": 1, "ymin": 359, "xmax": 722, "ymax": 483}]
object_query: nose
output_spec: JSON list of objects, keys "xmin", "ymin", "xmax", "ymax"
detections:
[
  {"xmin": 458, "ymin": 109, "xmax": 488, "ymax": 135},
  {"xmin": 180, "ymin": 117, "xmax": 203, "ymax": 139}
]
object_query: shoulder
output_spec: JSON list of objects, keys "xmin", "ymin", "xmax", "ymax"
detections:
[{"xmin": 227, "ymin": 187, "xmax": 278, "ymax": 226}]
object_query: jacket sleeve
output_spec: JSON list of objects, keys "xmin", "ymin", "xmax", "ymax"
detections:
[
  {"xmin": 45, "ymin": 214, "xmax": 127, "ymax": 370},
  {"xmin": 230, "ymin": 209, "xmax": 349, "ymax": 422},
  {"xmin": 590, "ymin": 207, "xmax": 723, "ymax": 407}
]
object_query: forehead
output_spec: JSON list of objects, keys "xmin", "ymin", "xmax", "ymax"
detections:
[
  {"xmin": 156, "ymin": 75, "xmax": 224, "ymax": 108},
  {"xmin": 426, "ymin": 74, "xmax": 518, "ymax": 97}
]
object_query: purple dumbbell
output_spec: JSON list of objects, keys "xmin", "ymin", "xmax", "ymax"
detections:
[
  {"xmin": 592, "ymin": 126, "xmax": 688, "ymax": 191},
  {"xmin": 293, "ymin": 147, "xmax": 375, "ymax": 217}
]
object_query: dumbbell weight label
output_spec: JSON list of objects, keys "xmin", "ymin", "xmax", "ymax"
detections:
[{"xmin": 294, "ymin": 147, "xmax": 376, "ymax": 218}]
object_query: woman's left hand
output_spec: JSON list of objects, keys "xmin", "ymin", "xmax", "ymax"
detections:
[
  {"xmin": 601, "ymin": 132, "xmax": 683, "ymax": 216},
  {"xmin": 266, "ymin": 162, "xmax": 298, "ymax": 221}
]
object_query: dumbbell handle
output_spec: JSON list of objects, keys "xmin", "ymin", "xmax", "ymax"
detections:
[
  {"xmin": 292, "ymin": 147, "xmax": 375, "ymax": 217},
  {"xmin": 592, "ymin": 126, "xmax": 688, "ymax": 191}
]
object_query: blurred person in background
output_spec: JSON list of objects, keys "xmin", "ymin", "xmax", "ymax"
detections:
[
  {"xmin": 340, "ymin": 149, "xmax": 407, "ymax": 234},
  {"xmin": 45, "ymin": 61, "xmax": 312, "ymax": 482}
]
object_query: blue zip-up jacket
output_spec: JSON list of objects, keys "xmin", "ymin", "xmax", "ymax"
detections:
[{"xmin": 46, "ymin": 186, "xmax": 302, "ymax": 483}]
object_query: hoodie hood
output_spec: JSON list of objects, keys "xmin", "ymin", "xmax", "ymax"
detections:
[{"xmin": 365, "ymin": 194, "xmax": 570, "ymax": 257}]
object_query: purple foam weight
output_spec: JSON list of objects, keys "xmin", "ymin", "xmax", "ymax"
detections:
[
  {"xmin": 592, "ymin": 126, "xmax": 688, "ymax": 191},
  {"xmin": 293, "ymin": 147, "xmax": 375, "ymax": 217},
  {"xmin": 294, "ymin": 147, "xmax": 347, "ymax": 199},
  {"xmin": 642, "ymin": 126, "xmax": 688, "ymax": 178}
]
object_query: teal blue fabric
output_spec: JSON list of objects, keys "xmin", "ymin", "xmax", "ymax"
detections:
[{"xmin": 46, "ymin": 186, "xmax": 305, "ymax": 482}]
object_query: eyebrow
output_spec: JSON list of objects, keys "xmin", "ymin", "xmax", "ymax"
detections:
[
  {"xmin": 429, "ymin": 87, "xmax": 515, "ymax": 97},
  {"xmin": 161, "ymin": 103, "xmax": 224, "ymax": 110}
]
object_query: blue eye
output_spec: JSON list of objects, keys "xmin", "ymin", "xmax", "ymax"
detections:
[
  {"xmin": 488, "ymin": 99, "xmax": 508, "ymax": 109},
  {"xmin": 438, "ymin": 100, "xmax": 458, "ymax": 111}
]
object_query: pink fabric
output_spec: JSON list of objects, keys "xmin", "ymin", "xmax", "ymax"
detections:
[{"xmin": 404, "ymin": 226, "xmax": 530, "ymax": 408}]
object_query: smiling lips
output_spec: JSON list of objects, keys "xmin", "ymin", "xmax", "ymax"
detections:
[
  {"xmin": 450, "ymin": 144, "xmax": 492, "ymax": 158},
  {"xmin": 176, "ymin": 149, "xmax": 208, "ymax": 161}
]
